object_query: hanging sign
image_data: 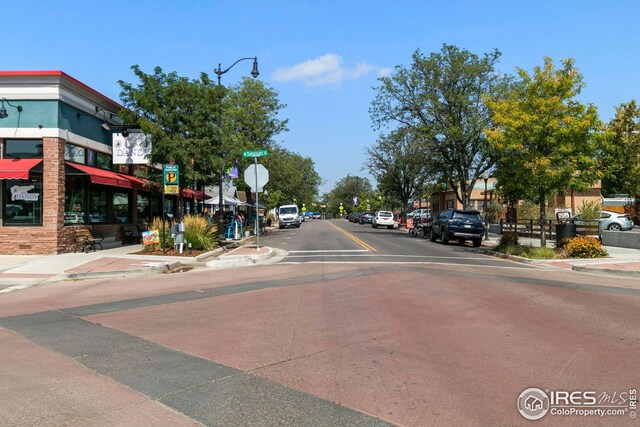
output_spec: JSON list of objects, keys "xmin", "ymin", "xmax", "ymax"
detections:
[{"xmin": 112, "ymin": 133, "xmax": 152, "ymax": 164}]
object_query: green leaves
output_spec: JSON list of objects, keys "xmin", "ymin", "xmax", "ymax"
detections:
[
  {"xmin": 485, "ymin": 57, "xmax": 603, "ymax": 245},
  {"xmin": 370, "ymin": 44, "xmax": 509, "ymax": 208}
]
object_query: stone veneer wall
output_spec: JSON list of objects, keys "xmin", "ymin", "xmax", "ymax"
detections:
[{"xmin": 0, "ymin": 137, "xmax": 65, "ymax": 255}]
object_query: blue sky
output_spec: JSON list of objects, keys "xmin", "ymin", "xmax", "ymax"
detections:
[{"xmin": 3, "ymin": 1, "xmax": 640, "ymax": 195}]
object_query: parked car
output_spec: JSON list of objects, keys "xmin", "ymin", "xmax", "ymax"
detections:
[
  {"xmin": 430, "ymin": 209, "xmax": 485, "ymax": 247},
  {"xmin": 359, "ymin": 212, "xmax": 374, "ymax": 224},
  {"xmin": 350, "ymin": 212, "xmax": 362, "ymax": 223},
  {"xmin": 572, "ymin": 210, "xmax": 634, "ymax": 232},
  {"xmin": 408, "ymin": 208, "xmax": 431, "ymax": 221},
  {"xmin": 372, "ymin": 211, "xmax": 396, "ymax": 229},
  {"xmin": 304, "ymin": 211, "xmax": 313, "ymax": 220},
  {"xmin": 312, "ymin": 212, "xmax": 321, "ymax": 219}
]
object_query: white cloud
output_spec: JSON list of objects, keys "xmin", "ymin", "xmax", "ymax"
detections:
[{"xmin": 273, "ymin": 54, "xmax": 386, "ymax": 86}]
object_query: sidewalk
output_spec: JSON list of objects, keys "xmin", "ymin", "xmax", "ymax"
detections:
[
  {"xmin": 0, "ymin": 232, "xmax": 287, "ymax": 293},
  {"xmin": 481, "ymin": 234, "xmax": 640, "ymax": 277}
]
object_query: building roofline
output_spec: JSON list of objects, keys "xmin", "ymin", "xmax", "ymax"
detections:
[{"xmin": 0, "ymin": 70, "xmax": 123, "ymax": 110}]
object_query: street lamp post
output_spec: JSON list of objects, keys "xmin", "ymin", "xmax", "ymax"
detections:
[
  {"xmin": 481, "ymin": 172, "xmax": 490, "ymax": 239},
  {"xmin": 214, "ymin": 57, "xmax": 259, "ymax": 239}
]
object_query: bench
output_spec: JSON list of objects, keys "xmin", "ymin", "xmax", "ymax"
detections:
[
  {"xmin": 74, "ymin": 227, "xmax": 104, "ymax": 252},
  {"xmin": 121, "ymin": 224, "xmax": 142, "ymax": 245}
]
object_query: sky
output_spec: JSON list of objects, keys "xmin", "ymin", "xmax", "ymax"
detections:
[{"xmin": 2, "ymin": 0, "xmax": 640, "ymax": 195}]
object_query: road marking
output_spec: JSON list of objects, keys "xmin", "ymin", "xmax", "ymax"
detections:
[
  {"xmin": 278, "ymin": 261, "xmax": 535, "ymax": 269},
  {"xmin": 286, "ymin": 254, "xmax": 488, "ymax": 259},
  {"xmin": 327, "ymin": 221, "xmax": 377, "ymax": 252},
  {"xmin": 289, "ymin": 250, "xmax": 369, "ymax": 253}
]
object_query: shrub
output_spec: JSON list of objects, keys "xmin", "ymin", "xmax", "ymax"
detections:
[
  {"xmin": 183, "ymin": 214, "xmax": 217, "ymax": 250},
  {"xmin": 521, "ymin": 245, "xmax": 557, "ymax": 259},
  {"xmin": 577, "ymin": 200, "xmax": 602, "ymax": 220},
  {"xmin": 555, "ymin": 237, "xmax": 572, "ymax": 250},
  {"xmin": 498, "ymin": 231, "xmax": 519, "ymax": 247},
  {"xmin": 564, "ymin": 236, "xmax": 608, "ymax": 258}
]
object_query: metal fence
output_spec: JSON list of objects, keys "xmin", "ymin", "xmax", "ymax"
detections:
[{"xmin": 499, "ymin": 219, "xmax": 600, "ymax": 238}]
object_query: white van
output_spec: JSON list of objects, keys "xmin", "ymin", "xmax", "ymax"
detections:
[{"xmin": 278, "ymin": 204, "xmax": 300, "ymax": 229}]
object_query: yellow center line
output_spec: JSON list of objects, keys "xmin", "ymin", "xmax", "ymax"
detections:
[{"xmin": 327, "ymin": 221, "xmax": 377, "ymax": 252}]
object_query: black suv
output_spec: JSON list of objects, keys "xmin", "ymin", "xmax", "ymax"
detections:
[{"xmin": 430, "ymin": 209, "xmax": 485, "ymax": 247}]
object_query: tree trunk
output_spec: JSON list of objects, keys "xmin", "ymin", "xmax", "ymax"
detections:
[{"xmin": 539, "ymin": 193, "xmax": 546, "ymax": 247}]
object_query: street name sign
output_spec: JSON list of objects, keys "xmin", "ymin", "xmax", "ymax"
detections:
[{"xmin": 242, "ymin": 149, "xmax": 268, "ymax": 158}]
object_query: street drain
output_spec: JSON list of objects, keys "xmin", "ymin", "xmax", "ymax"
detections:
[{"xmin": 164, "ymin": 266, "xmax": 193, "ymax": 274}]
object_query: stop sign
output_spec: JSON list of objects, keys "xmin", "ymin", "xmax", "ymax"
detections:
[{"xmin": 244, "ymin": 163, "xmax": 269, "ymax": 192}]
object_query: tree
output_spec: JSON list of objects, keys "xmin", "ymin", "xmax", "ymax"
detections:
[
  {"xmin": 365, "ymin": 129, "xmax": 431, "ymax": 216},
  {"xmin": 118, "ymin": 66, "xmax": 288, "ymax": 218},
  {"xmin": 485, "ymin": 57, "xmax": 603, "ymax": 246},
  {"xmin": 602, "ymin": 100, "xmax": 640, "ymax": 198},
  {"xmin": 326, "ymin": 175, "xmax": 374, "ymax": 213},
  {"xmin": 260, "ymin": 146, "xmax": 321, "ymax": 209},
  {"xmin": 370, "ymin": 44, "xmax": 510, "ymax": 209}
]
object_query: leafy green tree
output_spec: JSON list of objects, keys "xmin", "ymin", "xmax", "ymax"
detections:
[
  {"xmin": 602, "ymin": 100, "xmax": 640, "ymax": 198},
  {"xmin": 485, "ymin": 57, "xmax": 603, "ymax": 246},
  {"xmin": 118, "ymin": 66, "xmax": 288, "ymax": 219},
  {"xmin": 365, "ymin": 129, "xmax": 431, "ymax": 217},
  {"xmin": 326, "ymin": 175, "xmax": 374, "ymax": 214},
  {"xmin": 370, "ymin": 44, "xmax": 510, "ymax": 208},
  {"xmin": 260, "ymin": 146, "xmax": 321, "ymax": 209}
]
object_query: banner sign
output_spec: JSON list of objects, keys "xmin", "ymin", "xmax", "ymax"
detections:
[
  {"xmin": 112, "ymin": 133, "xmax": 152, "ymax": 165},
  {"xmin": 142, "ymin": 230, "xmax": 160, "ymax": 245}
]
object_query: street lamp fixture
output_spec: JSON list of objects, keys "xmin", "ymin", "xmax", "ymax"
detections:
[
  {"xmin": 213, "ymin": 56, "xmax": 259, "ymax": 239},
  {"xmin": 0, "ymin": 97, "xmax": 23, "ymax": 119},
  {"xmin": 480, "ymin": 172, "xmax": 490, "ymax": 239}
]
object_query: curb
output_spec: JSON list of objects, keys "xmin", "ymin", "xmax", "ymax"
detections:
[
  {"xmin": 571, "ymin": 265, "xmax": 640, "ymax": 277},
  {"xmin": 205, "ymin": 247, "xmax": 275, "ymax": 269},
  {"xmin": 479, "ymin": 248, "xmax": 640, "ymax": 278},
  {"xmin": 49, "ymin": 261, "xmax": 182, "ymax": 282},
  {"xmin": 195, "ymin": 242, "xmax": 240, "ymax": 261}
]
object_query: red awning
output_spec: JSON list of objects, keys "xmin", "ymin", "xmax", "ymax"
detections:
[
  {"xmin": 182, "ymin": 188, "xmax": 205, "ymax": 199},
  {"xmin": 66, "ymin": 162, "xmax": 134, "ymax": 188},
  {"xmin": 0, "ymin": 159, "xmax": 43, "ymax": 179}
]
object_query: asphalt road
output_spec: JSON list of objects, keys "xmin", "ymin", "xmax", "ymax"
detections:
[
  {"xmin": 263, "ymin": 219, "xmax": 526, "ymax": 269},
  {"xmin": 1, "ymin": 220, "xmax": 639, "ymax": 426}
]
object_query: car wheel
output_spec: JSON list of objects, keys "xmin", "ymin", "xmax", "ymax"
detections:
[
  {"xmin": 279, "ymin": 225, "xmax": 284, "ymax": 229},
  {"xmin": 387, "ymin": 225, "xmax": 393, "ymax": 229},
  {"xmin": 440, "ymin": 229, "xmax": 449, "ymax": 244},
  {"xmin": 472, "ymin": 239, "xmax": 482, "ymax": 247},
  {"xmin": 458, "ymin": 239, "xmax": 465, "ymax": 245},
  {"xmin": 608, "ymin": 223, "xmax": 621, "ymax": 231},
  {"xmin": 372, "ymin": 224, "xmax": 376, "ymax": 228},
  {"xmin": 430, "ymin": 229, "xmax": 436, "ymax": 242},
  {"xmin": 409, "ymin": 228, "xmax": 417, "ymax": 238}
]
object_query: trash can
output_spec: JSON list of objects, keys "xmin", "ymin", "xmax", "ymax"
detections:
[{"xmin": 555, "ymin": 223, "xmax": 577, "ymax": 241}]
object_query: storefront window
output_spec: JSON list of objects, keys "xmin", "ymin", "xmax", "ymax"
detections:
[
  {"xmin": 87, "ymin": 150, "xmax": 96, "ymax": 166},
  {"xmin": 64, "ymin": 177, "xmax": 87, "ymax": 225},
  {"xmin": 4, "ymin": 139, "xmax": 44, "ymax": 159},
  {"xmin": 137, "ymin": 193, "xmax": 151, "ymax": 223},
  {"xmin": 64, "ymin": 144, "xmax": 86, "ymax": 163},
  {"xmin": 3, "ymin": 176, "xmax": 43, "ymax": 225},
  {"xmin": 113, "ymin": 192, "xmax": 130, "ymax": 223},
  {"xmin": 89, "ymin": 189, "xmax": 107, "ymax": 224},
  {"xmin": 96, "ymin": 152, "xmax": 111, "ymax": 170}
]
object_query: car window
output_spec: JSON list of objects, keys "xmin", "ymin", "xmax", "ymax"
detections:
[
  {"xmin": 378, "ymin": 212, "xmax": 392, "ymax": 217},
  {"xmin": 600, "ymin": 212, "xmax": 611, "ymax": 219},
  {"xmin": 453, "ymin": 212, "xmax": 481, "ymax": 221}
]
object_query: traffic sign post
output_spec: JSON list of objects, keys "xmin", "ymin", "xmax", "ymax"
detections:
[{"xmin": 243, "ymin": 154, "xmax": 269, "ymax": 250}]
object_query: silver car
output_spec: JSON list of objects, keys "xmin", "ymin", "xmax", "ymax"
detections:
[{"xmin": 572, "ymin": 210, "xmax": 634, "ymax": 232}]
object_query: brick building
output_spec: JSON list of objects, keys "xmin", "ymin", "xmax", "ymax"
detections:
[{"xmin": 0, "ymin": 71, "xmax": 202, "ymax": 254}]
